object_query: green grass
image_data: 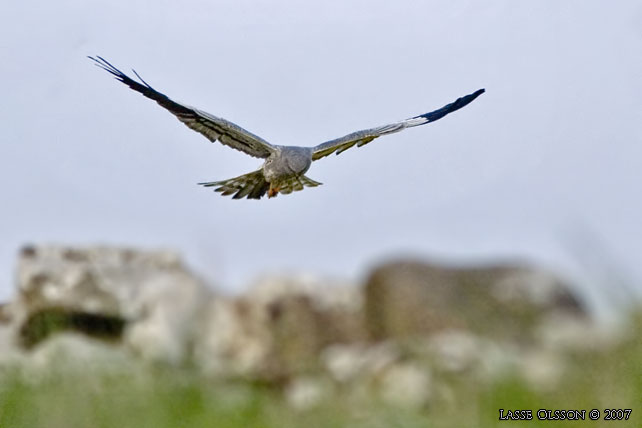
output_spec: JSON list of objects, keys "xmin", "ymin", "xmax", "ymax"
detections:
[{"xmin": 0, "ymin": 314, "xmax": 640, "ymax": 428}]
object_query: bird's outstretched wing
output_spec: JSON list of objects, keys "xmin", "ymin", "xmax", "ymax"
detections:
[
  {"xmin": 311, "ymin": 89, "xmax": 484, "ymax": 161},
  {"xmin": 89, "ymin": 56, "xmax": 276, "ymax": 159}
]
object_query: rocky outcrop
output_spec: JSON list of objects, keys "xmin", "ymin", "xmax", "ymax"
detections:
[
  {"xmin": 194, "ymin": 275, "xmax": 366, "ymax": 381},
  {"xmin": 0, "ymin": 245, "xmax": 606, "ymax": 409},
  {"xmin": 364, "ymin": 260, "xmax": 585, "ymax": 344},
  {"xmin": 9, "ymin": 245, "xmax": 211, "ymax": 365}
]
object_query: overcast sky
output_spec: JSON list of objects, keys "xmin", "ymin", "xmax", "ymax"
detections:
[{"xmin": 1, "ymin": 1, "xmax": 641, "ymax": 304}]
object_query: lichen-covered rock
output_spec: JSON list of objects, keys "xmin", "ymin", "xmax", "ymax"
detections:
[
  {"xmin": 422, "ymin": 329, "xmax": 521, "ymax": 382},
  {"xmin": 25, "ymin": 333, "xmax": 137, "ymax": 379},
  {"xmin": 320, "ymin": 342, "xmax": 433, "ymax": 408},
  {"xmin": 251, "ymin": 275, "xmax": 366, "ymax": 361},
  {"xmin": 12, "ymin": 245, "xmax": 212, "ymax": 365},
  {"xmin": 193, "ymin": 296, "xmax": 273, "ymax": 378},
  {"xmin": 197, "ymin": 274, "xmax": 366, "ymax": 381},
  {"xmin": 0, "ymin": 321, "xmax": 21, "ymax": 369},
  {"xmin": 363, "ymin": 260, "xmax": 586, "ymax": 343},
  {"xmin": 535, "ymin": 312, "xmax": 619, "ymax": 352},
  {"xmin": 425, "ymin": 329, "xmax": 482, "ymax": 373},
  {"xmin": 321, "ymin": 342, "xmax": 400, "ymax": 384},
  {"xmin": 377, "ymin": 362, "xmax": 432, "ymax": 409},
  {"xmin": 194, "ymin": 274, "xmax": 367, "ymax": 381},
  {"xmin": 284, "ymin": 376, "xmax": 333, "ymax": 410}
]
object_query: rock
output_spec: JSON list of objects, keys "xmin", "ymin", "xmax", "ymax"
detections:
[
  {"xmin": 0, "ymin": 321, "xmax": 22, "ymax": 370},
  {"xmin": 363, "ymin": 260, "xmax": 586, "ymax": 343},
  {"xmin": 535, "ymin": 313, "xmax": 622, "ymax": 352},
  {"xmin": 426, "ymin": 329, "xmax": 481, "ymax": 373},
  {"xmin": 193, "ymin": 296, "xmax": 273, "ymax": 378},
  {"xmin": 377, "ymin": 362, "xmax": 432, "ymax": 409},
  {"xmin": 321, "ymin": 342, "xmax": 434, "ymax": 408},
  {"xmin": 322, "ymin": 343, "xmax": 369, "ymax": 383},
  {"xmin": 194, "ymin": 274, "xmax": 366, "ymax": 381},
  {"xmin": 285, "ymin": 376, "xmax": 332, "ymax": 410},
  {"xmin": 1, "ymin": 245, "xmax": 613, "ymax": 406},
  {"xmin": 423, "ymin": 329, "xmax": 520, "ymax": 382},
  {"xmin": 236, "ymin": 275, "xmax": 366, "ymax": 379},
  {"xmin": 321, "ymin": 342, "xmax": 400, "ymax": 384},
  {"xmin": 12, "ymin": 245, "xmax": 212, "ymax": 365},
  {"xmin": 26, "ymin": 333, "xmax": 136, "ymax": 378},
  {"xmin": 248, "ymin": 274, "xmax": 362, "ymax": 313},
  {"xmin": 251, "ymin": 275, "xmax": 366, "ymax": 360}
]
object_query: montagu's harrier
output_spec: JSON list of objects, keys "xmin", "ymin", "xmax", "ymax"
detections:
[{"xmin": 89, "ymin": 56, "xmax": 484, "ymax": 199}]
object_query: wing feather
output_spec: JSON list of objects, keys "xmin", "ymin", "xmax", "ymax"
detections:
[
  {"xmin": 89, "ymin": 56, "xmax": 275, "ymax": 159},
  {"xmin": 311, "ymin": 89, "xmax": 484, "ymax": 161}
]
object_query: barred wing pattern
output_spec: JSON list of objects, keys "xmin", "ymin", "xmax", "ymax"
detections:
[
  {"xmin": 312, "ymin": 89, "xmax": 485, "ymax": 161},
  {"xmin": 89, "ymin": 56, "xmax": 275, "ymax": 159},
  {"xmin": 198, "ymin": 170, "xmax": 321, "ymax": 200}
]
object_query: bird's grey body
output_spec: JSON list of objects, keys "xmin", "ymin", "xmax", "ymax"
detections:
[
  {"xmin": 264, "ymin": 146, "xmax": 313, "ymax": 182},
  {"xmin": 89, "ymin": 56, "xmax": 484, "ymax": 199}
]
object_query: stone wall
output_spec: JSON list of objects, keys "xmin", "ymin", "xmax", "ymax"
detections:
[{"xmin": 0, "ymin": 245, "xmax": 611, "ymax": 408}]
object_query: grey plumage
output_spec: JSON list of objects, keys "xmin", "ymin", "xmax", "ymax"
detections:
[{"xmin": 89, "ymin": 56, "xmax": 484, "ymax": 199}]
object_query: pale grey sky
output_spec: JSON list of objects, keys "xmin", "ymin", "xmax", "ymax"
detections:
[{"xmin": 1, "ymin": 1, "xmax": 641, "ymax": 303}]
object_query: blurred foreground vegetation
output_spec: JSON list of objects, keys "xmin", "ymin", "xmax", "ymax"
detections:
[{"xmin": 0, "ymin": 311, "xmax": 639, "ymax": 428}]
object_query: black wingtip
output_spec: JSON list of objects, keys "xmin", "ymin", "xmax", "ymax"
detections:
[
  {"xmin": 443, "ymin": 88, "xmax": 485, "ymax": 115},
  {"xmin": 413, "ymin": 88, "xmax": 485, "ymax": 122},
  {"xmin": 88, "ymin": 56, "xmax": 157, "ymax": 92},
  {"xmin": 87, "ymin": 55, "xmax": 121, "ymax": 77},
  {"xmin": 455, "ymin": 88, "xmax": 485, "ymax": 107},
  {"xmin": 459, "ymin": 88, "xmax": 485, "ymax": 105}
]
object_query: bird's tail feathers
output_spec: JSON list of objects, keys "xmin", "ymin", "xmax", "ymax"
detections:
[
  {"xmin": 198, "ymin": 171, "xmax": 322, "ymax": 199},
  {"xmin": 277, "ymin": 175, "xmax": 322, "ymax": 195},
  {"xmin": 198, "ymin": 170, "xmax": 269, "ymax": 200}
]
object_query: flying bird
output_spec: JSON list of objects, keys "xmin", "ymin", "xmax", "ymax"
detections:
[{"xmin": 89, "ymin": 56, "xmax": 484, "ymax": 199}]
